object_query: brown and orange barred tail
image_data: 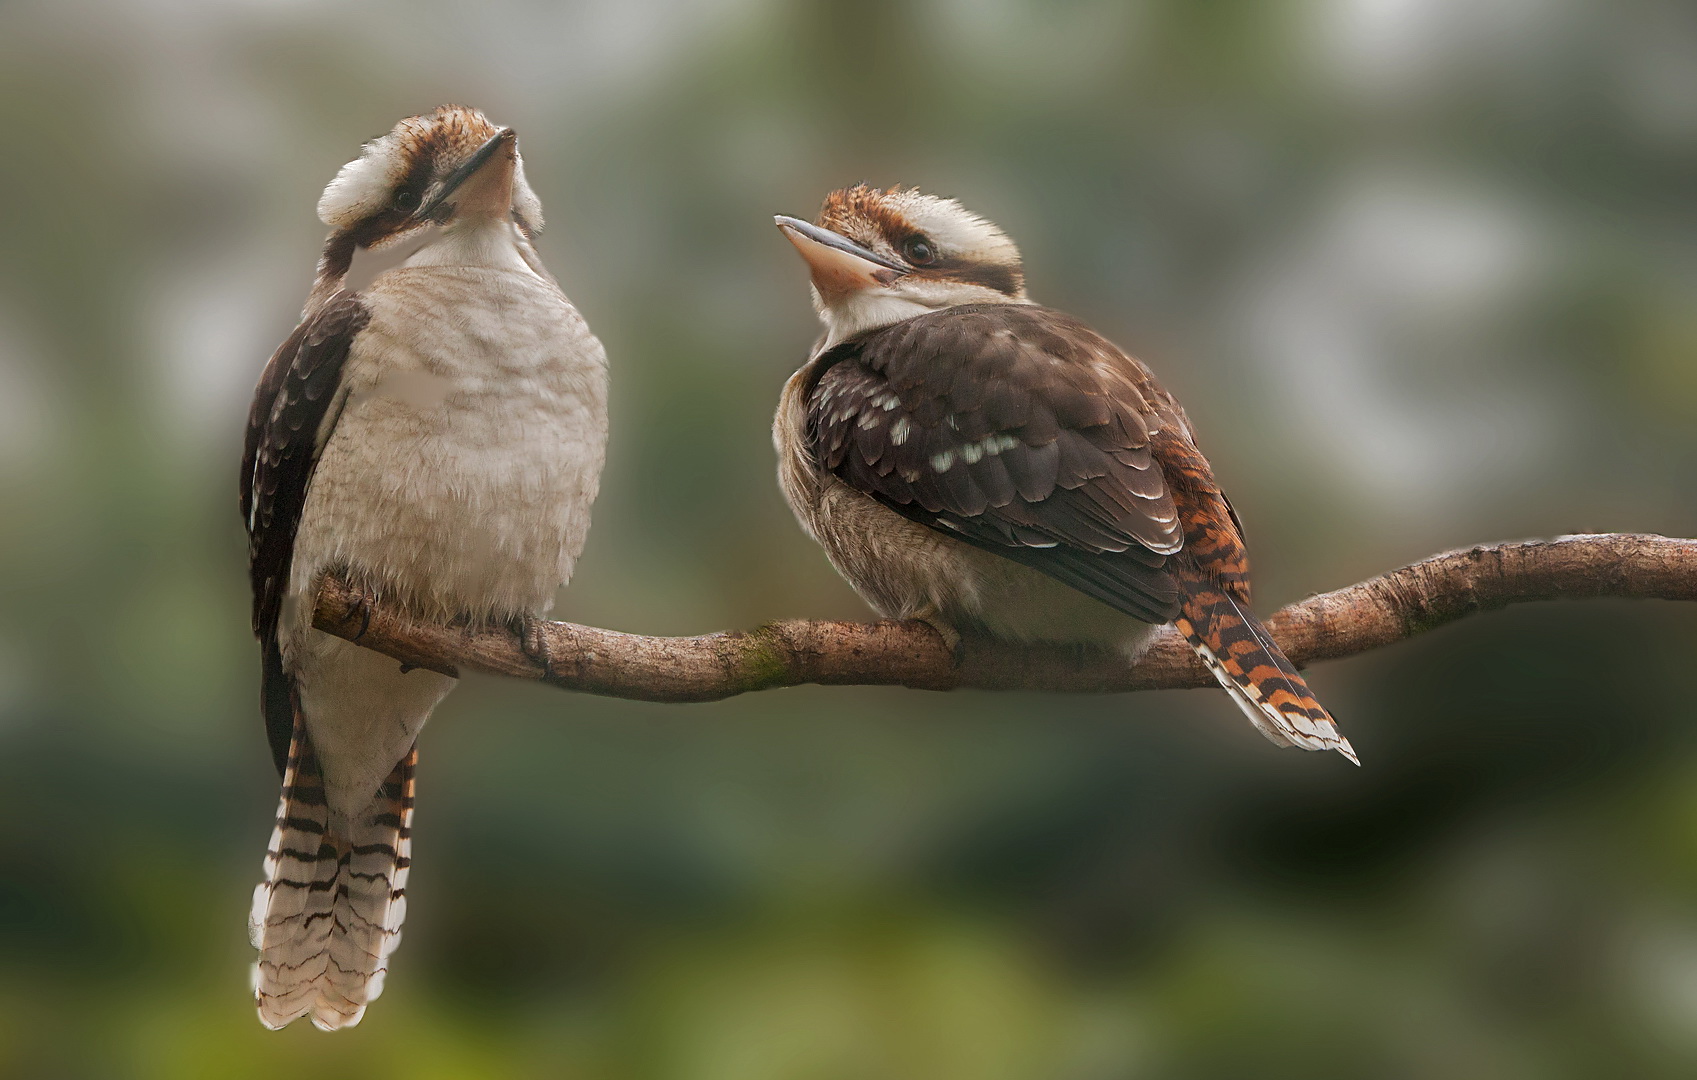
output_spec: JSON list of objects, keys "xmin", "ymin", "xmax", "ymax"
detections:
[
  {"xmin": 250, "ymin": 716, "xmax": 416, "ymax": 1030},
  {"xmin": 1172, "ymin": 559, "xmax": 1358, "ymax": 764}
]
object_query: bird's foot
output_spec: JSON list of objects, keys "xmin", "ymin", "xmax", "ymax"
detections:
[
  {"xmin": 512, "ymin": 612, "xmax": 555, "ymax": 678},
  {"xmin": 910, "ymin": 606, "xmax": 963, "ymax": 660},
  {"xmin": 339, "ymin": 577, "xmax": 379, "ymax": 642}
]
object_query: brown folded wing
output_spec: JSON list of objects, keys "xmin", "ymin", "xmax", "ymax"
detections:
[
  {"xmin": 805, "ymin": 303, "xmax": 1193, "ymax": 623},
  {"xmin": 240, "ymin": 290, "xmax": 370, "ymax": 772}
]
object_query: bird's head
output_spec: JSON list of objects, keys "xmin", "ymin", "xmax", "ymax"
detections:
[
  {"xmin": 316, "ymin": 104, "xmax": 542, "ymax": 252},
  {"xmin": 776, "ymin": 185, "xmax": 1027, "ymax": 346}
]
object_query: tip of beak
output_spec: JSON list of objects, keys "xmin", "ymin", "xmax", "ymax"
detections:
[
  {"xmin": 490, "ymin": 129, "xmax": 518, "ymax": 160},
  {"xmin": 773, "ymin": 214, "xmax": 905, "ymax": 297}
]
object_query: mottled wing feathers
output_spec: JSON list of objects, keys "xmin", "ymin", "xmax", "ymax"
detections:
[
  {"xmin": 807, "ymin": 304, "xmax": 1183, "ymax": 622},
  {"xmin": 242, "ymin": 289, "xmax": 369, "ymax": 634},
  {"xmin": 241, "ymin": 291, "xmax": 369, "ymax": 773},
  {"xmin": 802, "ymin": 302, "xmax": 1352, "ymax": 760}
]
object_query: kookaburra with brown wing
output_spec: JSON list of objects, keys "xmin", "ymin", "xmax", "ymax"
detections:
[
  {"xmin": 240, "ymin": 105, "xmax": 608, "ymax": 1030},
  {"xmin": 773, "ymin": 185, "xmax": 1353, "ymax": 764}
]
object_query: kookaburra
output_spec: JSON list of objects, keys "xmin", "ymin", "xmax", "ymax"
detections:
[
  {"xmin": 240, "ymin": 105, "xmax": 608, "ymax": 1030},
  {"xmin": 773, "ymin": 185, "xmax": 1353, "ymax": 763}
]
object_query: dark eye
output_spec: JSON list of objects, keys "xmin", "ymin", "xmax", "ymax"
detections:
[
  {"xmin": 392, "ymin": 189, "xmax": 419, "ymax": 212},
  {"xmin": 903, "ymin": 235, "xmax": 937, "ymax": 265}
]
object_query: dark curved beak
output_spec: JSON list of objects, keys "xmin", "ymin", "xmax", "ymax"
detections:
[
  {"xmin": 416, "ymin": 129, "xmax": 516, "ymax": 220},
  {"xmin": 775, "ymin": 214, "xmax": 907, "ymax": 299}
]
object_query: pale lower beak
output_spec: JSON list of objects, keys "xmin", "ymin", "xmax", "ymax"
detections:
[
  {"xmin": 417, "ymin": 129, "xmax": 517, "ymax": 221},
  {"xmin": 775, "ymin": 215, "xmax": 906, "ymax": 301}
]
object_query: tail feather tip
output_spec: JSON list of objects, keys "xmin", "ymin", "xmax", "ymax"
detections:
[
  {"xmin": 1173, "ymin": 604, "xmax": 1360, "ymax": 766},
  {"xmin": 1334, "ymin": 735, "xmax": 1361, "ymax": 767},
  {"xmin": 1268, "ymin": 712, "xmax": 1360, "ymax": 765}
]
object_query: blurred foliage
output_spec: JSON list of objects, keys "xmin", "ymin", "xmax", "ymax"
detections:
[{"xmin": 0, "ymin": 0, "xmax": 1695, "ymax": 1075}]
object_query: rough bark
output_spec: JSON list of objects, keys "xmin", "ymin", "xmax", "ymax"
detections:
[{"xmin": 310, "ymin": 533, "xmax": 1697, "ymax": 702}]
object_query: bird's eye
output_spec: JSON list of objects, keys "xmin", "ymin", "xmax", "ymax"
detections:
[
  {"xmin": 392, "ymin": 189, "xmax": 419, "ymax": 212},
  {"xmin": 903, "ymin": 236, "xmax": 937, "ymax": 265}
]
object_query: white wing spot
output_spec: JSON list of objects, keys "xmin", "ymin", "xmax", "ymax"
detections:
[
  {"xmin": 891, "ymin": 418, "xmax": 912, "ymax": 446},
  {"xmin": 931, "ymin": 450, "xmax": 956, "ymax": 473}
]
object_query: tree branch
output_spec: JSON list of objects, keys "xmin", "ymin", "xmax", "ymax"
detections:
[{"xmin": 310, "ymin": 533, "xmax": 1697, "ymax": 703}]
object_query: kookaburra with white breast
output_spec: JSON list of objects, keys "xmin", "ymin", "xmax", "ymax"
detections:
[
  {"xmin": 240, "ymin": 105, "xmax": 608, "ymax": 1029},
  {"xmin": 773, "ymin": 185, "xmax": 1353, "ymax": 763}
]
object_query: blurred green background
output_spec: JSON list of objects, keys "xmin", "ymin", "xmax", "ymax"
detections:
[{"xmin": 2, "ymin": 0, "xmax": 1696, "ymax": 1075}]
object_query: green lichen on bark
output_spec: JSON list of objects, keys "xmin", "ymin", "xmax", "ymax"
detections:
[{"xmin": 736, "ymin": 626, "xmax": 797, "ymax": 692}]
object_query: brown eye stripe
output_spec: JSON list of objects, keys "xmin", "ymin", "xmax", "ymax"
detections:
[
  {"xmin": 927, "ymin": 259, "xmax": 1024, "ymax": 297},
  {"xmin": 336, "ymin": 104, "xmax": 506, "ymax": 244},
  {"xmin": 813, "ymin": 184, "xmax": 1025, "ymax": 297}
]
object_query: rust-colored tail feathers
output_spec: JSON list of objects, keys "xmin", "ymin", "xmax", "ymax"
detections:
[
  {"xmin": 250, "ymin": 716, "xmax": 415, "ymax": 1030},
  {"xmin": 1172, "ymin": 559, "xmax": 1358, "ymax": 764}
]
